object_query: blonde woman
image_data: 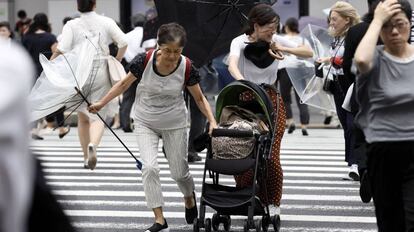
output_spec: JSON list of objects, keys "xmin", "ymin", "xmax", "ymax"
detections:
[{"xmin": 317, "ymin": 2, "xmax": 361, "ymax": 180}]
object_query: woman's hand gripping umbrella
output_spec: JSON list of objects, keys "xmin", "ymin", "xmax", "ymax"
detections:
[{"xmin": 77, "ymin": 87, "xmax": 143, "ymax": 170}]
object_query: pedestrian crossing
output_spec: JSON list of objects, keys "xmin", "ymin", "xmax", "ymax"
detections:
[{"xmin": 31, "ymin": 129, "xmax": 377, "ymax": 232}]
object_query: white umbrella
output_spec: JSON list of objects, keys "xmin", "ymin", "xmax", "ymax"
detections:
[{"xmin": 29, "ymin": 36, "xmax": 99, "ymax": 122}]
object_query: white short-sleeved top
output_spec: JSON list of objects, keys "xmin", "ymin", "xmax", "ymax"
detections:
[
  {"xmin": 57, "ymin": 11, "xmax": 127, "ymax": 55},
  {"xmin": 278, "ymin": 34, "xmax": 310, "ymax": 69},
  {"xmin": 229, "ymin": 34, "xmax": 299, "ymax": 84}
]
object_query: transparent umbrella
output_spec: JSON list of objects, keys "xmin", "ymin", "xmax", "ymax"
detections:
[{"xmin": 285, "ymin": 24, "xmax": 336, "ymax": 112}]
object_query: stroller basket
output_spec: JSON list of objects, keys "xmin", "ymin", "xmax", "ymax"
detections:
[
  {"xmin": 203, "ymin": 184, "xmax": 264, "ymax": 216},
  {"xmin": 206, "ymin": 155, "xmax": 255, "ymax": 175}
]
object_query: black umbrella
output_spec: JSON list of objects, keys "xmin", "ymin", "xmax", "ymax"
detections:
[{"xmin": 155, "ymin": 0, "xmax": 277, "ymax": 68}]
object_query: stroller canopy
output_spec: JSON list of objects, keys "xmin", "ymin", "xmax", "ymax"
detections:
[{"xmin": 215, "ymin": 80, "xmax": 274, "ymax": 131}]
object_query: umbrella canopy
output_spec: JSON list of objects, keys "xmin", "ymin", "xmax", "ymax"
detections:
[
  {"xmin": 155, "ymin": 0, "xmax": 276, "ymax": 68},
  {"xmin": 29, "ymin": 36, "xmax": 99, "ymax": 121},
  {"xmin": 285, "ymin": 24, "xmax": 336, "ymax": 112},
  {"xmin": 298, "ymin": 16, "xmax": 328, "ymax": 31}
]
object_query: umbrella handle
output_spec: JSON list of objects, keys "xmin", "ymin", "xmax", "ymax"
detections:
[
  {"xmin": 268, "ymin": 49, "xmax": 284, "ymax": 60},
  {"xmin": 74, "ymin": 87, "xmax": 143, "ymax": 170}
]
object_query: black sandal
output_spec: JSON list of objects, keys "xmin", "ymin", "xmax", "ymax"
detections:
[
  {"xmin": 145, "ymin": 219, "xmax": 169, "ymax": 232},
  {"xmin": 59, "ymin": 126, "xmax": 71, "ymax": 139},
  {"xmin": 185, "ymin": 192, "xmax": 198, "ymax": 224}
]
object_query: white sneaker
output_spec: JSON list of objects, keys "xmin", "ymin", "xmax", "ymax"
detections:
[
  {"xmin": 87, "ymin": 143, "xmax": 97, "ymax": 170},
  {"xmin": 268, "ymin": 205, "xmax": 281, "ymax": 216},
  {"xmin": 39, "ymin": 127, "xmax": 54, "ymax": 136},
  {"xmin": 348, "ymin": 164, "xmax": 359, "ymax": 181},
  {"xmin": 83, "ymin": 159, "xmax": 89, "ymax": 169}
]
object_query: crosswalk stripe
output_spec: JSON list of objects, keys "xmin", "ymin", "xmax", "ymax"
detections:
[
  {"xmin": 53, "ymin": 190, "xmax": 362, "ymax": 202},
  {"xmin": 65, "ymin": 210, "xmax": 375, "ymax": 223},
  {"xmin": 32, "ymin": 147, "xmax": 345, "ymax": 155},
  {"xmin": 71, "ymin": 221, "xmax": 375, "ymax": 232},
  {"xmin": 40, "ymin": 163, "xmax": 351, "ymax": 172},
  {"xmin": 47, "ymin": 182, "xmax": 359, "ymax": 191}
]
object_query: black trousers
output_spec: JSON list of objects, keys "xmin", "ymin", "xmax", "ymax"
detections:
[
  {"xmin": 367, "ymin": 141, "xmax": 414, "ymax": 232},
  {"xmin": 353, "ymin": 125, "xmax": 368, "ymax": 175},
  {"xmin": 188, "ymin": 93, "xmax": 206, "ymax": 153},
  {"xmin": 278, "ymin": 68, "xmax": 309, "ymax": 125},
  {"xmin": 45, "ymin": 107, "xmax": 65, "ymax": 126},
  {"xmin": 331, "ymin": 75, "xmax": 356, "ymax": 166},
  {"xmin": 119, "ymin": 80, "xmax": 138, "ymax": 131}
]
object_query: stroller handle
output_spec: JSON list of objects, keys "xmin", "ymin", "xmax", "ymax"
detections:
[{"xmin": 212, "ymin": 128, "xmax": 255, "ymax": 138}]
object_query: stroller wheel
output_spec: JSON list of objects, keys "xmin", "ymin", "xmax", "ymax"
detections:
[
  {"xmin": 212, "ymin": 213, "xmax": 219, "ymax": 231},
  {"xmin": 271, "ymin": 215, "xmax": 281, "ymax": 232},
  {"xmin": 205, "ymin": 218, "xmax": 212, "ymax": 232},
  {"xmin": 193, "ymin": 218, "xmax": 200, "ymax": 232},
  {"xmin": 243, "ymin": 220, "xmax": 249, "ymax": 232},
  {"xmin": 261, "ymin": 215, "xmax": 270, "ymax": 232},
  {"xmin": 223, "ymin": 215, "xmax": 231, "ymax": 231},
  {"xmin": 255, "ymin": 219, "xmax": 262, "ymax": 232}
]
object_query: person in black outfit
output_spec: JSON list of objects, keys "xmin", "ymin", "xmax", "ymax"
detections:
[
  {"xmin": 342, "ymin": 0, "xmax": 381, "ymax": 203},
  {"xmin": 22, "ymin": 13, "xmax": 70, "ymax": 139},
  {"xmin": 278, "ymin": 18, "xmax": 310, "ymax": 136},
  {"xmin": 119, "ymin": 14, "xmax": 146, "ymax": 132}
]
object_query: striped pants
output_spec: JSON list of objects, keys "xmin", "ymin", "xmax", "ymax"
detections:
[{"xmin": 135, "ymin": 122, "xmax": 195, "ymax": 209}]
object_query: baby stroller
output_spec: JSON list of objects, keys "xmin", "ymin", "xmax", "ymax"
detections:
[{"xmin": 193, "ymin": 80, "xmax": 282, "ymax": 232}]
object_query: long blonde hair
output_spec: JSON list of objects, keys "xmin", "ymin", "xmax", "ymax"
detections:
[{"xmin": 329, "ymin": 1, "xmax": 361, "ymax": 37}]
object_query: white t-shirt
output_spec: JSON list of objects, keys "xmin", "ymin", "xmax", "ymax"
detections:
[
  {"xmin": 124, "ymin": 27, "xmax": 144, "ymax": 63},
  {"xmin": 278, "ymin": 34, "xmax": 310, "ymax": 69},
  {"xmin": 229, "ymin": 34, "xmax": 299, "ymax": 84},
  {"xmin": 57, "ymin": 11, "xmax": 127, "ymax": 55}
]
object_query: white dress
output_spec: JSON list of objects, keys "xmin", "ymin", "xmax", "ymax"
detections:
[{"xmin": 29, "ymin": 11, "xmax": 127, "ymax": 121}]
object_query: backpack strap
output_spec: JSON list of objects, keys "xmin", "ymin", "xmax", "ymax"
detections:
[
  {"xmin": 184, "ymin": 57, "xmax": 191, "ymax": 87},
  {"xmin": 144, "ymin": 49, "xmax": 191, "ymax": 87},
  {"xmin": 143, "ymin": 49, "xmax": 155, "ymax": 69}
]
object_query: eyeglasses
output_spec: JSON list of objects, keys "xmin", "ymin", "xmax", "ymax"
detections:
[{"xmin": 382, "ymin": 21, "xmax": 410, "ymax": 33}]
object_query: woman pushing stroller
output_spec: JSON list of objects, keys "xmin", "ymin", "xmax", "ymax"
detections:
[{"xmin": 227, "ymin": 3, "xmax": 313, "ymax": 216}]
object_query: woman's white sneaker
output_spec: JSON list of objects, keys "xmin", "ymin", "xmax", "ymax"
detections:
[{"xmin": 87, "ymin": 143, "xmax": 97, "ymax": 170}]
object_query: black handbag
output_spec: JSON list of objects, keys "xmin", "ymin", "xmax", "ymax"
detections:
[{"xmin": 323, "ymin": 75, "xmax": 335, "ymax": 94}]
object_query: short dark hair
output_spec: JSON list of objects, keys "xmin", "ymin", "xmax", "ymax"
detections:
[
  {"xmin": 77, "ymin": 0, "xmax": 96, "ymax": 13},
  {"xmin": 27, "ymin": 13, "xmax": 51, "ymax": 34},
  {"xmin": 131, "ymin": 13, "xmax": 145, "ymax": 28},
  {"xmin": 62, "ymin": 17, "xmax": 73, "ymax": 25},
  {"xmin": 0, "ymin": 21, "xmax": 14, "ymax": 38},
  {"xmin": 157, "ymin": 22, "xmax": 187, "ymax": 47},
  {"xmin": 397, "ymin": 0, "xmax": 412, "ymax": 24},
  {"xmin": 245, "ymin": 4, "xmax": 279, "ymax": 35},
  {"xmin": 285, "ymin": 17, "xmax": 299, "ymax": 33},
  {"xmin": 17, "ymin": 10, "xmax": 27, "ymax": 19}
]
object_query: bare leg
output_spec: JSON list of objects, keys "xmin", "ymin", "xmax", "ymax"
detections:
[
  {"xmin": 77, "ymin": 112, "xmax": 90, "ymax": 162},
  {"xmin": 184, "ymin": 193, "xmax": 195, "ymax": 209},
  {"xmin": 153, "ymin": 207, "xmax": 165, "ymax": 225},
  {"xmin": 89, "ymin": 119, "xmax": 105, "ymax": 146}
]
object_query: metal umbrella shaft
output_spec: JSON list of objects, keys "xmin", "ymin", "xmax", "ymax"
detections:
[{"xmin": 74, "ymin": 87, "xmax": 142, "ymax": 170}]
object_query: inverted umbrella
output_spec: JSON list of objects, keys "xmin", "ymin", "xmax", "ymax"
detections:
[
  {"xmin": 29, "ymin": 36, "xmax": 143, "ymax": 170},
  {"xmin": 155, "ymin": 0, "xmax": 276, "ymax": 68},
  {"xmin": 285, "ymin": 24, "xmax": 336, "ymax": 112}
]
